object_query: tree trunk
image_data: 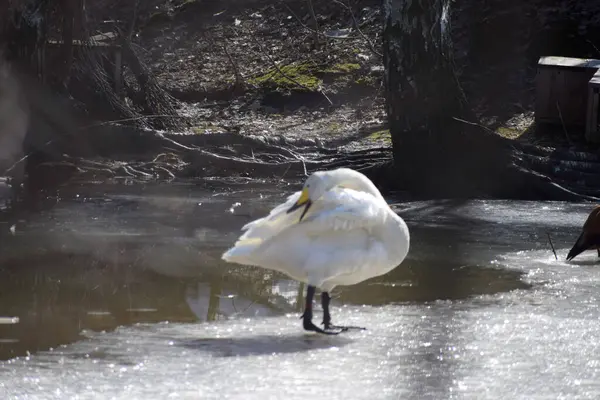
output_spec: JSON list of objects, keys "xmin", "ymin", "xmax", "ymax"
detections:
[
  {"xmin": 0, "ymin": 0, "xmax": 8, "ymax": 51},
  {"xmin": 60, "ymin": 0, "xmax": 75, "ymax": 87},
  {"xmin": 383, "ymin": 0, "xmax": 464, "ymax": 134},
  {"xmin": 383, "ymin": 0, "xmax": 516, "ymax": 198}
]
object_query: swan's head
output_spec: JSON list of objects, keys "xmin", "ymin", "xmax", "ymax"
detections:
[{"xmin": 286, "ymin": 168, "xmax": 378, "ymax": 221}]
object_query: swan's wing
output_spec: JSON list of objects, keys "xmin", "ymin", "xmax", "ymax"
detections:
[
  {"xmin": 242, "ymin": 187, "xmax": 386, "ymax": 246},
  {"xmin": 243, "ymin": 188, "xmax": 392, "ymax": 285},
  {"xmin": 236, "ymin": 190, "xmax": 302, "ymax": 242},
  {"xmin": 223, "ymin": 190, "xmax": 309, "ymax": 266},
  {"xmin": 299, "ymin": 188, "xmax": 387, "ymax": 232}
]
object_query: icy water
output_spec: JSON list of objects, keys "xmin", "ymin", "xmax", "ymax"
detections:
[{"xmin": 0, "ymin": 179, "xmax": 599, "ymax": 399}]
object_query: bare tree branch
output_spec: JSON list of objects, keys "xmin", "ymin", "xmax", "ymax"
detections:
[
  {"xmin": 332, "ymin": 0, "xmax": 381, "ymax": 58},
  {"xmin": 306, "ymin": 0, "xmax": 320, "ymax": 49}
]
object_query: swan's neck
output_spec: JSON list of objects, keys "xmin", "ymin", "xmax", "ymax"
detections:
[{"xmin": 338, "ymin": 176, "xmax": 386, "ymax": 202}]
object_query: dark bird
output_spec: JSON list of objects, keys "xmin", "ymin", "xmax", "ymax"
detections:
[{"xmin": 567, "ymin": 206, "xmax": 600, "ymax": 261}]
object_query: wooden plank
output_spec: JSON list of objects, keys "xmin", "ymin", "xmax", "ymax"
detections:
[
  {"xmin": 586, "ymin": 86, "xmax": 595, "ymax": 137},
  {"xmin": 563, "ymin": 67, "xmax": 593, "ymax": 124},
  {"xmin": 535, "ymin": 69, "xmax": 552, "ymax": 122},
  {"xmin": 538, "ymin": 56, "xmax": 600, "ymax": 70},
  {"xmin": 585, "ymin": 86, "xmax": 600, "ymax": 142}
]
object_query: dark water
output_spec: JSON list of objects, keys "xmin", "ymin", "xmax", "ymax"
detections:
[{"xmin": 0, "ymin": 179, "xmax": 598, "ymax": 399}]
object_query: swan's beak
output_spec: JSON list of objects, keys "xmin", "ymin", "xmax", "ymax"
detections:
[{"xmin": 287, "ymin": 188, "xmax": 312, "ymax": 221}]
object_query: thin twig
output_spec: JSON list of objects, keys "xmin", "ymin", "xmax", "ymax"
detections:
[
  {"xmin": 556, "ymin": 102, "xmax": 573, "ymax": 145},
  {"xmin": 79, "ymin": 114, "xmax": 190, "ymax": 129},
  {"xmin": 3, "ymin": 140, "xmax": 53, "ymax": 174},
  {"xmin": 307, "ymin": 0, "xmax": 320, "ymax": 49},
  {"xmin": 222, "ymin": 39, "xmax": 244, "ymax": 87},
  {"xmin": 278, "ymin": 163, "xmax": 292, "ymax": 179},
  {"xmin": 587, "ymin": 39, "xmax": 600, "ymax": 56},
  {"xmin": 451, "ymin": 116, "xmax": 496, "ymax": 134},
  {"xmin": 317, "ymin": 84, "xmax": 333, "ymax": 104},
  {"xmin": 151, "ymin": 152, "xmax": 179, "ymax": 163},
  {"xmin": 205, "ymin": 30, "xmax": 244, "ymax": 87},
  {"xmin": 154, "ymin": 165, "xmax": 176, "ymax": 179},
  {"xmin": 331, "ymin": 0, "xmax": 382, "ymax": 58},
  {"xmin": 547, "ymin": 232, "xmax": 558, "ymax": 260},
  {"xmin": 279, "ymin": 1, "xmax": 317, "ymax": 34},
  {"xmin": 126, "ymin": 0, "xmax": 140, "ymax": 41}
]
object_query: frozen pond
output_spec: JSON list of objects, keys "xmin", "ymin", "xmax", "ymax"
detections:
[{"xmin": 0, "ymin": 180, "xmax": 599, "ymax": 399}]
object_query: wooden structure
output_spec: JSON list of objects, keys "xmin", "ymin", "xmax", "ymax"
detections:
[{"xmin": 536, "ymin": 56, "xmax": 600, "ymax": 142}]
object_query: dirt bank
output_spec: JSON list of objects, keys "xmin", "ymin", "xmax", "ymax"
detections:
[{"xmin": 8, "ymin": 0, "xmax": 600, "ymax": 201}]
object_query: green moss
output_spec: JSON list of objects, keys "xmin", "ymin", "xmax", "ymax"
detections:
[
  {"xmin": 248, "ymin": 62, "xmax": 364, "ymax": 91},
  {"xmin": 495, "ymin": 126, "xmax": 524, "ymax": 139},
  {"xmin": 368, "ymin": 129, "xmax": 391, "ymax": 143},
  {"xmin": 323, "ymin": 63, "xmax": 361, "ymax": 73},
  {"xmin": 355, "ymin": 75, "xmax": 377, "ymax": 85},
  {"xmin": 249, "ymin": 62, "xmax": 322, "ymax": 91},
  {"xmin": 191, "ymin": 123, "xmax": 227, "ymax": 134},
  {"xmin": 326, "ymin": 122, "xmax": 343, "ymax": 134}
]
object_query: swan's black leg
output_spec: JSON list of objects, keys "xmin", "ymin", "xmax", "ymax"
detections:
[
  {"xmin": 301, "ymin": 285, "xmax": 340, "ymax": 335},
  {"xmin": 320, "ymin": 291, "xmax": 334, "ymax": 329},
  {"xmin": 321, "ymin": 291, "xmax": 366, "ymax": 331}
]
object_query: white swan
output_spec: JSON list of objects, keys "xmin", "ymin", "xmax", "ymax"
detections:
[{"xmin": 222, "ymin": 168, "xmax": 410, "ymax": 334}]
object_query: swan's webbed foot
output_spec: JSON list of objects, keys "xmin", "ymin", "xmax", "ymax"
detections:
[
  {"xmin": 320, "ymin": 291, "xmax": 364, "ymax": 332},
  {"xmin": 321, "ymin": 313, "xmax": 365, "ymax": 331},
  {"xmin": 301, "ymin": 285, "xmax": 347, "ymax": 335},
  {"xmin": 301, "ymin": 311, "xmax": 344, "ymax": 335},
  {"xmin": 323, "ymin": 322, "xmax": 366, "ymax": 331}
]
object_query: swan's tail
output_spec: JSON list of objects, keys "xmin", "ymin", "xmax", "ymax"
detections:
[
  {"xmin": 221, "ymin": 238, "xmax": 263, "ymax": 266},
  {"xmin": 222, "ymin": 191, "xmax": 302, "ymax": 266}
]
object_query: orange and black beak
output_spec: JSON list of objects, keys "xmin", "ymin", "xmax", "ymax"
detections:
[{"xmin": 287, "ymin": 188, "xmax": 312, "ymax": 221}]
